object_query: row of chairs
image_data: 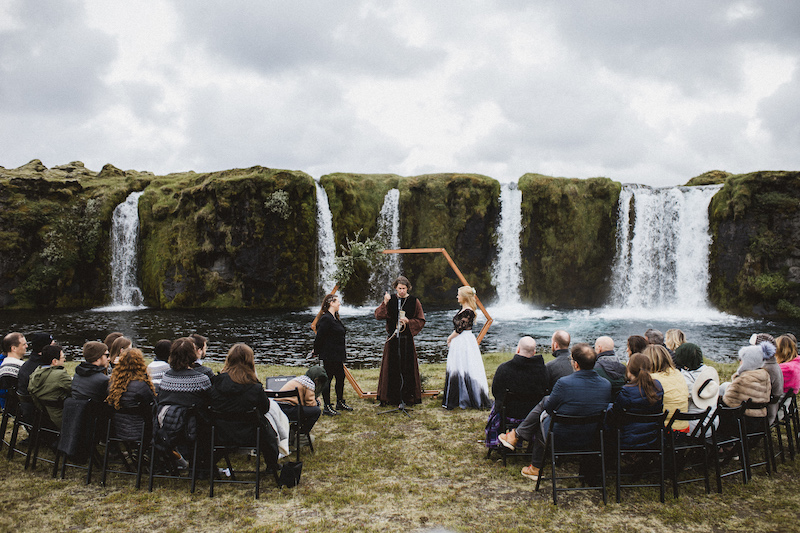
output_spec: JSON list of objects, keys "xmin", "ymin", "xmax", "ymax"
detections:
[
  {"xmin": 1, "ymin": 384, "xmax": 312, "ymax": 498},
  {"xmin": 489, "ymin": 390, "xmax": 800, "ymax": 505}
]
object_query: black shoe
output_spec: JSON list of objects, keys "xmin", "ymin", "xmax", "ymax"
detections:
[
  {"xmin": 323, "ymin": 404, "xmax": 339, "ymax": 416},
  {"xmin": 336, "ymin": 399, "xmax": 353, "ymax": 412}
]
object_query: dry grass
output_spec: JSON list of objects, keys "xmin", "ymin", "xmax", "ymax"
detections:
[{"xmin": 1, "ymin": 356, "xmax": 798, "ymax": 532}]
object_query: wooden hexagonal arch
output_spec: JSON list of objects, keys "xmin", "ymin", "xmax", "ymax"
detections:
[{"xmin": 312, "ymin": 247, "xmax": 493, "ymax": 400}]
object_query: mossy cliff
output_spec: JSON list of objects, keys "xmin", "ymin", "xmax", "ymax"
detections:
[
  {"xmin": 322, "ymin": 173, "xmax": 500, "ymax": 306},
  {"xmin": 708, "ymin": 171, "xmax": 800, "ymax": 317},
  {"xmin": 0, "ymin": 160, "xmax": 151, "ymax": 308},
  {"xmin": 138, "ymin": 167, "xmax": 317, "ymax": 309},
  {"xmin": 518, "ymin": 174, "xmax": 621, "ymax": 307}
]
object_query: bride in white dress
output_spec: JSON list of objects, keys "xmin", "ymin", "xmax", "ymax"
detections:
[{"xmin": 442, "ymin": 286, "xmax": 490, "ymax": 410}]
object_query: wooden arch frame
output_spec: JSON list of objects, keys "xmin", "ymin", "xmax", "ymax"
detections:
[{"xmin": 313, "ymin": 247, "xmax": 493, "ymax": 400}]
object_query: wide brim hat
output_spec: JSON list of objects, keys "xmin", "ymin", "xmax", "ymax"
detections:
[{"xmin": 691, "ymin": 365, "xmax": 720, "ymax": 410}]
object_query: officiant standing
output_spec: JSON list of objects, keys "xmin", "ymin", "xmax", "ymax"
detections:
[{"xmin": 374, "ymin": 275, "xmax": 425, "ymax": 406}]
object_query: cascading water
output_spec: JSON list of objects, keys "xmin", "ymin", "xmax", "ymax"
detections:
[
  {"xmin": 107, "ymin": 191, "xmax": 145, "ymax": 309},
  {"xmin": 492, "ymin": 182, "xmax": 523, "ymax": 306},
  {"xmin": 608, "ymin": 184, "xmax": 723, "ymax": 313},
  {"xmin": 315, "ymin": 182, "xmax": 338, "ymax": 295},
  {"xmin": 369, "ymin": 189, "xmax": 401, "ymax": 297}
]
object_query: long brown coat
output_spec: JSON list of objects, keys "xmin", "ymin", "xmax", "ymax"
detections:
[{"xmin": 375, "ymin": 296, "xmax": 425, "ymax": 405}]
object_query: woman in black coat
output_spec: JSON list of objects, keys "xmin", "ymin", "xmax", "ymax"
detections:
[
  {"xmin": 210, "ymin": 343, "xmax": 279, "ymax": 470},
  {"xmin": 106, "ymin": 348, "xmax": 156, "ymax": 441},
  {"xmin": 313, "ymin": 293, "xmax": 350, "ymax": 415}
]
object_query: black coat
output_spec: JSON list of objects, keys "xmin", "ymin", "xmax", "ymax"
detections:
[
  {"xmin": 491, "ymin": 354, "xmax": 549, "ymax": 419},
  {"xmin": 210, "ymin": 373, "xmax": 271, "ymax": 444},
  {"xmin": 112, "ymin": 380, "xmax": 155, "ymax": 441},
  {"xmin": 72, "ymin": 363, "xmax": 110, "ymax": 402},
  {"xmin": 314, "ymin": 312, "xmax": 346, "ymax": 362}
]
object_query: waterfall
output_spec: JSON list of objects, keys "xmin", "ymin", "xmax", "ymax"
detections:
[
  {"xmin": 315, "ymin": 182, "xmax": 338, "ymax": 295},
  {"xmin": 108, "ymin": 191, "xmax": 145, "ymax": 308},
  {"xmin": 492, "ymin": 182, "xmax": 523, "ymax": 305},
  {"xmin": 369, "ymin": 188, "xmax": 401, "ymax": 296},
  {"xmin": 609, "ymin": 184, "xmax": 723, "ymax": 311}
]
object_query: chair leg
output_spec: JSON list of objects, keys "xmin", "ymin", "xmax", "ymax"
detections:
[{"xmin": 7, "ymin": 418, "xmax": 21, "ymax": 459}]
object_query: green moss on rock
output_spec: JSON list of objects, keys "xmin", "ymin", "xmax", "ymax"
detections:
[
  {"xmin": 708, "ymin": 171, "xmax": 800, "ymax": 317},
  {"xmin": 138, "ymin": 166, "xmax": 317, "ymax": 309},
  {"xmin": 518, "ymin": 174, "xmax": 621, "ymax": 307}
]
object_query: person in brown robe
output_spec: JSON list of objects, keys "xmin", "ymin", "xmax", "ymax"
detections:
[{"xmin": 374, "ymin": 276, "xmax": 425, "ymax": 406}]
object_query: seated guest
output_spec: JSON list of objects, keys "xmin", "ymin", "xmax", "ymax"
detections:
[
  {"xmin": 154, "ymin": 337, "xmax": 213, "ymax": 468},
  {"xmin": 675, "ymin": 342, "xmax": 718, "ymax": 434},
  {"xmin": 108, "ymin": 336, "xmax": 132, "ymax": 369},
  {"xmin": 719, "ymin": 344, "xmax": 771, "ymax": 436},
  {"xmin": 190, "ymin": 333, "xmax": 215, "ymax": 380},
  {"xmin": 486, "ymin": 337, "xmax": 548, "ymax": 449},
  {"xmin": 643, "ymin": 345, "xmax": 689, "ymax": 431},
  {"xmin": 776, "ymin": 335, "xmax": 800, "ymax": 394},
  {"xmin": 0, "ymin": 332, "xmax": 27, "ymax": 409},
  {"xmin": 103, "ymin": 332, "xmax": 124, "ymax": 352},
  {"xmin": 147, "ymin": 339, "xmax": 172, "ymax": 393},
  {"xmin": 606, "ymin": 352, "xmax": 664, "ymax": 449},
  {"xmin": 545, "ymin": 330, "xmax": 573, "ymax": 391},
  {"xmin": 276, "ymin": 365, "xmax": 327, "ymax": 435},
  {"xmin": 593, "ymin": 336, "xmax": 627, "ymax": 398},
  {"xmin": 17, "ymin": 332, "xmax": 54, "ymax": 419},
  {"xmin": 28, "ymin": 344, "xmax": 71, "ymax": 429},
  {"xmin": 210, "ymin": 343, "xmax": 279, "ymax": 470},
  {"xmin": 106, "ymin": 348, "xmax": 156, "ymax": 441},
  {"xmin": 751, "ymin": 334, "xmax": 783, "ymax": 424},
  {"xmin": 519, "ymin": 343, "xmax": 611, "ymax": 481},
  {"xmin": 626, "ymin": 335, "xmax": 648, "ymax": 358},
  {"xmin": 72, "ymin": 342, "xmax": 110, "ymax": 401},
  {"xmin": 158, "ymin": 338, "xmax": 213, "ymax": 408},
  {"xmin": 665, "ymin": 328, "xmax": 686, "ymax": 353}
]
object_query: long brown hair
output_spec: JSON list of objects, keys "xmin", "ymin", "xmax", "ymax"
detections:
[
  {"xmin": 776, "ymin": 335, "xmax": 797, "ymax": 364},
  {"xmin": 109, "ymin": 336, "xmax": 132, "ymax": 366},
  {"xmin": 221, "ymin": 343, "xmax": 260, "ymax": 385},
  {"xmin": 106, "ymin": 348, "xmax": 155, "ymax": 409},
  {"xmin": 627, "ymin": 352, "xmax": 661, "ymax": 404}
]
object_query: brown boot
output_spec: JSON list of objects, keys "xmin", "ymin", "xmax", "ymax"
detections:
[{"xmin": 498, "ymin": 429, "xmax": 518, "ymax": 450}]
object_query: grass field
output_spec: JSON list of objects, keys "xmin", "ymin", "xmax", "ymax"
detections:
[{"xmin": 1, "ymin": 354, "xmax": 799, "ymax": 532}]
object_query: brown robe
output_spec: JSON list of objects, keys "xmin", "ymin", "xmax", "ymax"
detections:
[{"xmin": 374, "ymin": 295, "xmax": 425, "ymax": 405}]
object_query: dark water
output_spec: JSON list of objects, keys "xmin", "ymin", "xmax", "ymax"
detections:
[{"xmin": 1, "ymin": 303, "xmax": 796, "ymax": 367}]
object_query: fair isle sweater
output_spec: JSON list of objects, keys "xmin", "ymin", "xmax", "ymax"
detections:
[{"xmin": 157, "ymin": 368, "xmax": 212, "ymax": 408}]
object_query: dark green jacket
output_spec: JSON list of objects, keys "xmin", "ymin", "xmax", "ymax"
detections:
[{"xmin": 28, "ymin": 365, "xmax": 72, "ymax": 429}]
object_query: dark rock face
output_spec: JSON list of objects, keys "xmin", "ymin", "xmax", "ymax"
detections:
[
  {"xmin": 518, "ymin": 174, "xmax": 621, "ymax": 307},
  {"xmin": 708, "ymin": 171, "xmax": 800, "ymax": 317}
]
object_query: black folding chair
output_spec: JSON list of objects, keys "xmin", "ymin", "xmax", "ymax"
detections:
[
  {"xmin": 0, "ymin": 382, "xmax": 20, "ymax": 453},
  {"xmin": 207, "ymin": 407, "xmax": 280, "ymax": 499},
  {"xmin": 741, "ymin": 399, "xmax": 774, "ymax": 478},
  {"xmin": 770, "ymin": 392, "xmax": 795, "ymax": 463},
  {"xmin": 265, "ymin": 388, "xmax": 308, "ymax": 461},
  {"xmin": 534, "ymin": 411, "xmax": 607, "ymax": 505},
  {"xmin": 7, "ymin": 390, "xmax": 36, "ymax": 464},
  {"xmin": 148, "ymin": 404, "xmax": 203, "ymax": 494},
  {"xmin": 28, "ymin": 397, "xmax": 65, "ymax": 473},
  {"xmin": 708, "ymin": 403, "xmax": 748, "ymax": 492},
  {"xmin": 614, "ymin": 410, "xmax": 668, "ymax": 503},
  {"xmin": 666, "ymin": 407, "xmax": 712, "ymax": 498},
  {"xmin": 488, "ymin": 390, "xmax": 540, "ymax": 466},
  {"xmin": 100, "ymin": 401, "xmax": 154, "ymax": 489}
]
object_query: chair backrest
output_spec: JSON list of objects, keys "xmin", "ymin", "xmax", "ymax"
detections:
[
  {"xmin": 265, "ymin": 376, "xmax": 296, "ymax": 392},
  {"xmin": 615, "ymin": 409, "xmax": 668, "ymax": 449},
  {"xmin": 501, "ymin": 389, "xmax": 543, "ymax": 420},
  {"xmin": 549, "ymin": 411, "xmax": 606, "ymax": 449},
  {"xmin": 666, "ymin": 407, "xmax": 712, "ymax": 438},
  {"xmin": 264, "ymin": 388, "xmax": 301, "ymax": 402},
  {"xmin": 208, "ymin": 407, "xmax": 262, "ymax": 446}
]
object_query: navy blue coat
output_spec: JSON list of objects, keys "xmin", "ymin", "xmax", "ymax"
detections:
[
  {"xmin": 544, "ymin": 369, "xmax": 611, "ymax": 449},
  {"xmin": 607, "ymin": 381, "xmax": 664, "ymax": 449}
]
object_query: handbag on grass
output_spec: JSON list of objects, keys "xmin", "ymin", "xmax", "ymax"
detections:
[{"xmin": 278, "ymin": 461, "xmax": 303, "ymax": 488}]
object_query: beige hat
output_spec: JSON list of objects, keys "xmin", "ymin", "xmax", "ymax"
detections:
[{"xmin": 691, "ymin": 365, "xmax": 720, "ymax": 410}]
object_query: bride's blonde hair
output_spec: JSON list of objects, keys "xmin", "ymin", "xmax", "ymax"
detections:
[{"xmin": 458, "ymin": 285, "xmax": 478, "ymax": 311}]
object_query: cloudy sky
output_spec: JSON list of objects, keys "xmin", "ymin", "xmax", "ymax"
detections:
[{"xmin": 1, "ymin": 1, "xmax": 798, "ymax": 187}]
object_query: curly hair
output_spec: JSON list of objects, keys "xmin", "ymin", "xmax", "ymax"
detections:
[{"xmin": 106, "ymin": 348, "xmax": 155, "ymax": 409}]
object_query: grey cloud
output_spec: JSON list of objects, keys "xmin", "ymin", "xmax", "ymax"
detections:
[
  {"xmin": 170, "ymin": 2, "xmax": 444, "ymax": 77},
  {"xmin": 0, "ymin": 0, "xmax": 117, "ymax": 113}
]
